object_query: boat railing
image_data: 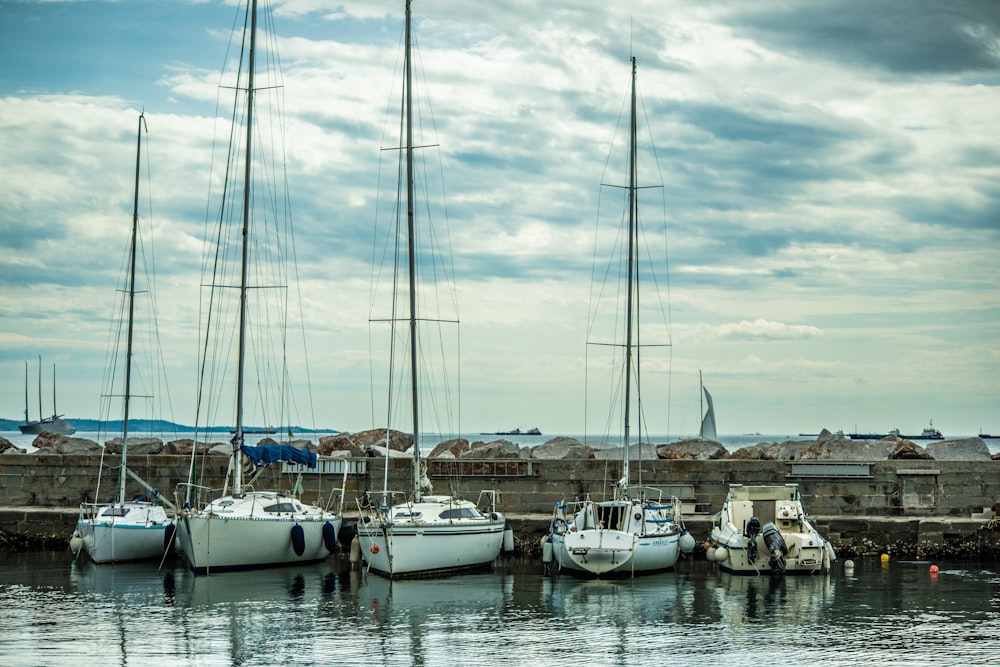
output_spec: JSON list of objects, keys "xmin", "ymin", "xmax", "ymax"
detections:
[
  {"xmin": 476, "ymin": 489, "xmax": 503, "ymax": 517},
  {"xmin": 174, "ymin": 482, "xmax": 218, "ymax": 512}
]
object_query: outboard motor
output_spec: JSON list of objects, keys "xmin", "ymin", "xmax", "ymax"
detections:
[
  {"xmin": 762, "ymin": 522, "xmax": 787, "ymax": 574},
  {"xmin": 745, "ymin": 516, "xmax": 761, "ymax": 563}
]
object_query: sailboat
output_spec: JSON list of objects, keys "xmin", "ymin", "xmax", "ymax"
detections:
[
  {"xmin": 19, "ymin": 357, "xmax": 75, "ymax": 435},
  {"xmin": 72, "ymin": 112, "xmax": 175, "ymax": 564},
  {"xmin": 544, "ymin": 57, "xmax": 693, "ymax": 577},
  {"xmin": 353, "ymin": 0, "xmax": 507, "ymax": 579},
  {"xmin": 699, "ymin": 370, "xmax": 717, "ymax": 441},
  {"xmin": 174, "ymin": 0, "xmax": 341, "ymax": 574}
]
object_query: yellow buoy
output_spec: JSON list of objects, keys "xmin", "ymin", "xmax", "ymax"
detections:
[{"xmin": 880, "ymin": 553, "xmax": 890, "ymax": 562}]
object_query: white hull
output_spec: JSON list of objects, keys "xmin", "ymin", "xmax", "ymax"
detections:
[
  {"xmin": 75, "ymin": 501, "xmax": 173, "ymax": 564},
  {"xmin": 355, "ymin": 495, "xmax": 505, "ymax": 577},
  {"xmin": 176, "ymin": 492, "xmax": 341, "ymax": 574},
  {"xmin": 545, "ymin": 495, "xmax": 691, "ymax": 577},
  {"xmin": 707, "ymin": 484, "xmax": 835, "ymax": 575}
]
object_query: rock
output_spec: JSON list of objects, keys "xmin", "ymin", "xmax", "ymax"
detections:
[
  {"xmin": 461, "ymin": 439, "xmax": 521, "ymax": 458},
  {"xmin": 530, "ymin": 437, "xmax": 589, "ymax": 460},
  {"xmin": 729, "ymin": 444, "xmax": 769, "ymax": 460},
  {"xmin": 165, "ymin": 439, "xmax": 219, "ymax": 455},
  {"xmin": 924, "ymin": 437, "xmax": 993, "ymax": 461},
  {"xmin": 207, "ymin": 444, "xmax": 232, "ymax": 456},
  {"xmin": 318, "ymin": 429, "xmax": 411, "ymax": 456},
  {"xmin": 0, "ymin": 436, "xmax": 22, "ymax": 454},
  {"xmin": 428, "ymin": 438, "xmax": 469, "ymax": 459},
  {"xmin": 595, "ymin": 443, "xmax": 660, "ymax": 460},
  {"xmin": 32, "ymin": 431, "xmax": 68, "ymax": 450},
  {"xmin": 655, "ymin": 438, "xmax": 728, "ymax": 460},
  {"xmin": 56, "ymin": 437, "xmax": 103, "ymax": 455},
  {"xmin": 105, "ymin": 437, "xmax": 164, "ymax": 455},
  {"xmin": 369, "ymin": 445, "xmax": 412, "ymax": 458},
  {"xmin": 888, "ymin": 439, "xmax": 932, "ymax": 460},
  {"xmin": 761, "ymin": 439, "xmax": 815, "ymax": 461},
  {"xmin": 797, "ymin": 437, "xmax": 897, "ymax": 461}
]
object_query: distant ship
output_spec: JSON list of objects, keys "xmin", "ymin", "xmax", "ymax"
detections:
[
  {"xmin": 849, "ymin": 420, "xmax": 943, "ymax": 440},
  {"xmin": 482, "ymin": 427, "xmax": 541, "ymax": 436},
  {"xmin": 19, "ymin": 357, "xmax": 76, "ymax": 436}
]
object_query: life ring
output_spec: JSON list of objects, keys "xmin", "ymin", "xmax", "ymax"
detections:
[
  {"xmin": 370, "ymin": 543, "xmax": 380, "ymax": 555},
  {"xmin": 551, "ymin": 517, "xmax": 569, "ymax": 535}
]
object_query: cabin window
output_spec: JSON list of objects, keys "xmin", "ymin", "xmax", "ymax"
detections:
[
  {"xmin": 263, "ymin": 502, "xmax": 298, "ymax": 513},
  {"xmin": 100, "ymin": 507, "xmax": 130, "ymax": 518},
  {"xmin": 440, "ymin": 508, "xmax": 481, "ymax": 519},
  {"xmin": 394, "ymin": 511, "xmax": 422, "ymax": 520}
]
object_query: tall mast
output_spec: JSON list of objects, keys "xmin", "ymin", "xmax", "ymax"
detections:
[
  {"xmin": 118, "ymin": 111, "xmax": 145, "ymax": 505},
  {"xmin": 233, "ymin": 0, "xmax": 258, "ymax": 493},
  {"xmin": 699, "ymin": 370, "xmax": 704, "ymax": 438},
  {"xmin": 404, "ymin": 0, "xmax": 421, "ymax": 501},
  {"xmin": 622, "ymin": 56, "xmax": 638, "ymax": 486},
  {"xmin": 24, "ymin": 361, "xmax": 29, "ymax": 424},
  {"xmin": 37, "ymin": 355, "xmax": 42, "ymax": 421}
]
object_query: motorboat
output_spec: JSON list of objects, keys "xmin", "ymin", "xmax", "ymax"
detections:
[{"xmin": 707, "ymin": 484, "xmax": 835, "ymax": 575}]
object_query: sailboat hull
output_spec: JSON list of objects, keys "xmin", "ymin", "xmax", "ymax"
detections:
[
  {"xmin": 355, "ymin": 496, "xmax": 505, "ymax": 578},
  {"xmin": 19, "ymin": 417, "xmax": 75, "ymax": 436},
  {"xmin": 75, "ymin": 502, "xmax": 173, "ymax": 564},
  {"xmin": 176, "ymin": 492, "xmax": 341, "ymax": 574}
]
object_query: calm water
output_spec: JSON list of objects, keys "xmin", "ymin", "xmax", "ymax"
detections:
[{"xmin": 0, "ymin": 552, "xmax": 996, "ymax": 666}]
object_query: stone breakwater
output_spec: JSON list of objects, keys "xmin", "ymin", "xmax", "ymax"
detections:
[{"xmin": 1, "ymin": 429, "xmax": 998, "ymax": 558}]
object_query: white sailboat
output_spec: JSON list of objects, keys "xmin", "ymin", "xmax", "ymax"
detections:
[
  {"xmin": 544, "ymin": 57, "xmax": 694, "ymax": 577},
  {"xmin": 699, "ymin": 370, "xmax": 717, "ymax": 441},
  {"xmin": 354, "ymin": 0, "xmax": 507, "ymax": 578},
  {"xmin": 175, "ymin": 0, "xmax": 341, "ymax": 575},
  {"xmin": 73, "ymin": 112, "xmax": 175, "ymax": 564}
]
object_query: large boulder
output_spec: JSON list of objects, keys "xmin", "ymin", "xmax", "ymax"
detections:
[
  {"xmin": 0, "ymin": 436, "xmax": 24, "ymax": 454},
  {"xmin": 924, "ymin": 437, "xmax": 992, "ymax": 461},
  {"xmin": 57, "ymin": 437, "xmax": 103, "ymax": 454},
  {"xmin": 797, "ymin": 436, "xmax": 896, "ymax": 461},
  {"xmin": 428, "ymin": 438, "xmax": 470, "ymax": 459},
  {"xmin": 105, "ymin": 437, "xmax": 164, "ymax": 455},
  {"xmin": 530, "ymin": 437, "xmax": 590, "ymax": 460},
  {"xmin": 462, "ymin": 439, "xmax": 521, "ymax": 459},
  {"xmin": 164, "ymin": 439, "xmax": 220, "ymax": 455},
  {"xmin": 888, "ymin": 439, "xmax": 932, "ymax": 460},
  {"xmin": 729, "ymin": 444, "xmax": 770, "ymax": 460},
  {"xmin": 761, "ymin": 439, "xmax": 815, "ymax": 460},
  {"xmin": 318, "ymin": 429, "xmax": 411, "ymax": 456},
  {"xmin": 655, "ymin": 438, "xmax": 728, "ymax": 460},
  {"xmin": 32, "ymin": 431, "xmax": 68, "ymax": 450}
]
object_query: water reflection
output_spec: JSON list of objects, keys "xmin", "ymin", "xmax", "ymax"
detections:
[{"xmin": 2, "ymin": 553, "xmax": 998, "ymax": 667}]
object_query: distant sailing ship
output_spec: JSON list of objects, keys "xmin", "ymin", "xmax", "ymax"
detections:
[{"xmin": 19, "ymin": 357, "xmax": 75, "ymax": 435}]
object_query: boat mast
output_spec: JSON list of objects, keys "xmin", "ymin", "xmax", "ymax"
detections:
[
  {"xmin": 622, "ymin": 56, "xmax": 638, "ymax": 487},
  {"xmin": 23, "ymin": 361, "xmax": 29, "ymax": 424},
  {"xmin": 37, "ymin": 355, "xmax": 42, "ymax": 422},
  {"xmin": 404, "ymin": 0, "xmax": 421, "ymax": 502},
  {"xmin": 699, "ymin": 370, "xmax": 704, "ymax": 438},
  {"xmin": 118, "ymin": 111, "xmax": 146, "ymax": 505},
  {"xmin": 233, "ymin": 0, "xmax": 258, "ymax": 493}
]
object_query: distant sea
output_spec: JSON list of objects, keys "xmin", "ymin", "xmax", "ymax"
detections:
[{"xmin": 3, "ymin": 429, "xmax": 998, "ymax": 456}]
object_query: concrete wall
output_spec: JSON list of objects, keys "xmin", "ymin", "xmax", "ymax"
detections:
[{"xmin": 2, "ymin": 454, "xmax": 997, "ymax": 518}]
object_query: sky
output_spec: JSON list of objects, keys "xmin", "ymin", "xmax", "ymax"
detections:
[{"xmin": 1, "ymin": 0, "xmax": 998, "ymax": 438}]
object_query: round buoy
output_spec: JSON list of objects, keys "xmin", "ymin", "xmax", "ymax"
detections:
[
  {"xmin": 679, "ymin": 531, "xmax": 696, "ymax": 555},
  {"xmin": 706, "ymin": 546, "xmax": 717, "ymax": 562},
  {"xmin": 880, "ymin": 553, "xmax": 890, "ymax": 563},
  {"xmin": 930, "ymin": 564, "xmax": 939, "ymax": 574},
  {"xmin": 503, "ymin": 525, "xmax": 515, "ymax": 552},
  {"xmin": 370, "ymin": 543, "xmax": 380, "ymax": 555},
  {"xmin": 715, "ymin": 546, "xmax": 729, "ymax": 562},
  {"xmin": 290, "ymin": 523, "xmax": 306, "ymax": 557},
  {"xmin": 69, "ymin": 534, "xmax": 83, "ymax": 557},
  {"xmin": 844, "ymin": 559, "xmax": 855, "ymax": 571}
]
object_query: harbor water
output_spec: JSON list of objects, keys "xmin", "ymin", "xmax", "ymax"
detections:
[{"xmin": 0, "ymin": 552, "xmax": 997, "ymax": 666}]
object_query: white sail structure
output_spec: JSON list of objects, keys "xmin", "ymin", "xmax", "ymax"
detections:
[
  {"xmin": 354, "ymin": 0, "xmax": 507, "ymax": 578},
  {"xmin": 699, "ymin": 371, "xmax": 717, "ymax": 441},
  {"xmin": 544, "ymin": 57, "xmax": 694, "ymax": 577},
  {"xmin": 73, "ymin": 112, "xmax": 175, "ymax": 564},
  {"xmin": 174, "ymin": 0, "xmax": 341, "ymax": 574}
]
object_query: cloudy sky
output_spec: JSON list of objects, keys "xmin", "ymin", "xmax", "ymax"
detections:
[{"xmin": 1, "ymin": 0, "xmax": 998, "ymax": 439}]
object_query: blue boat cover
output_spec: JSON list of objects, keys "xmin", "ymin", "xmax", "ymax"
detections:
[{"xmin": 241, "ymin": 444, "xmax": 317, "ymax": 469}]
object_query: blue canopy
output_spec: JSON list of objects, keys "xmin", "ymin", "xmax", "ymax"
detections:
[{"xmin": 241, "ymin": 444, "xmax": 317, "ymax": 469}]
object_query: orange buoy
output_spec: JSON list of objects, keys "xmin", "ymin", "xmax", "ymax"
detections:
[
  {"xmin": 370, "ymin": 543, "xmax": 380, "ymax": 555},
  {"xmin": 929, "ymin": 564, "xmax": 939, "ymax": 574}
]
